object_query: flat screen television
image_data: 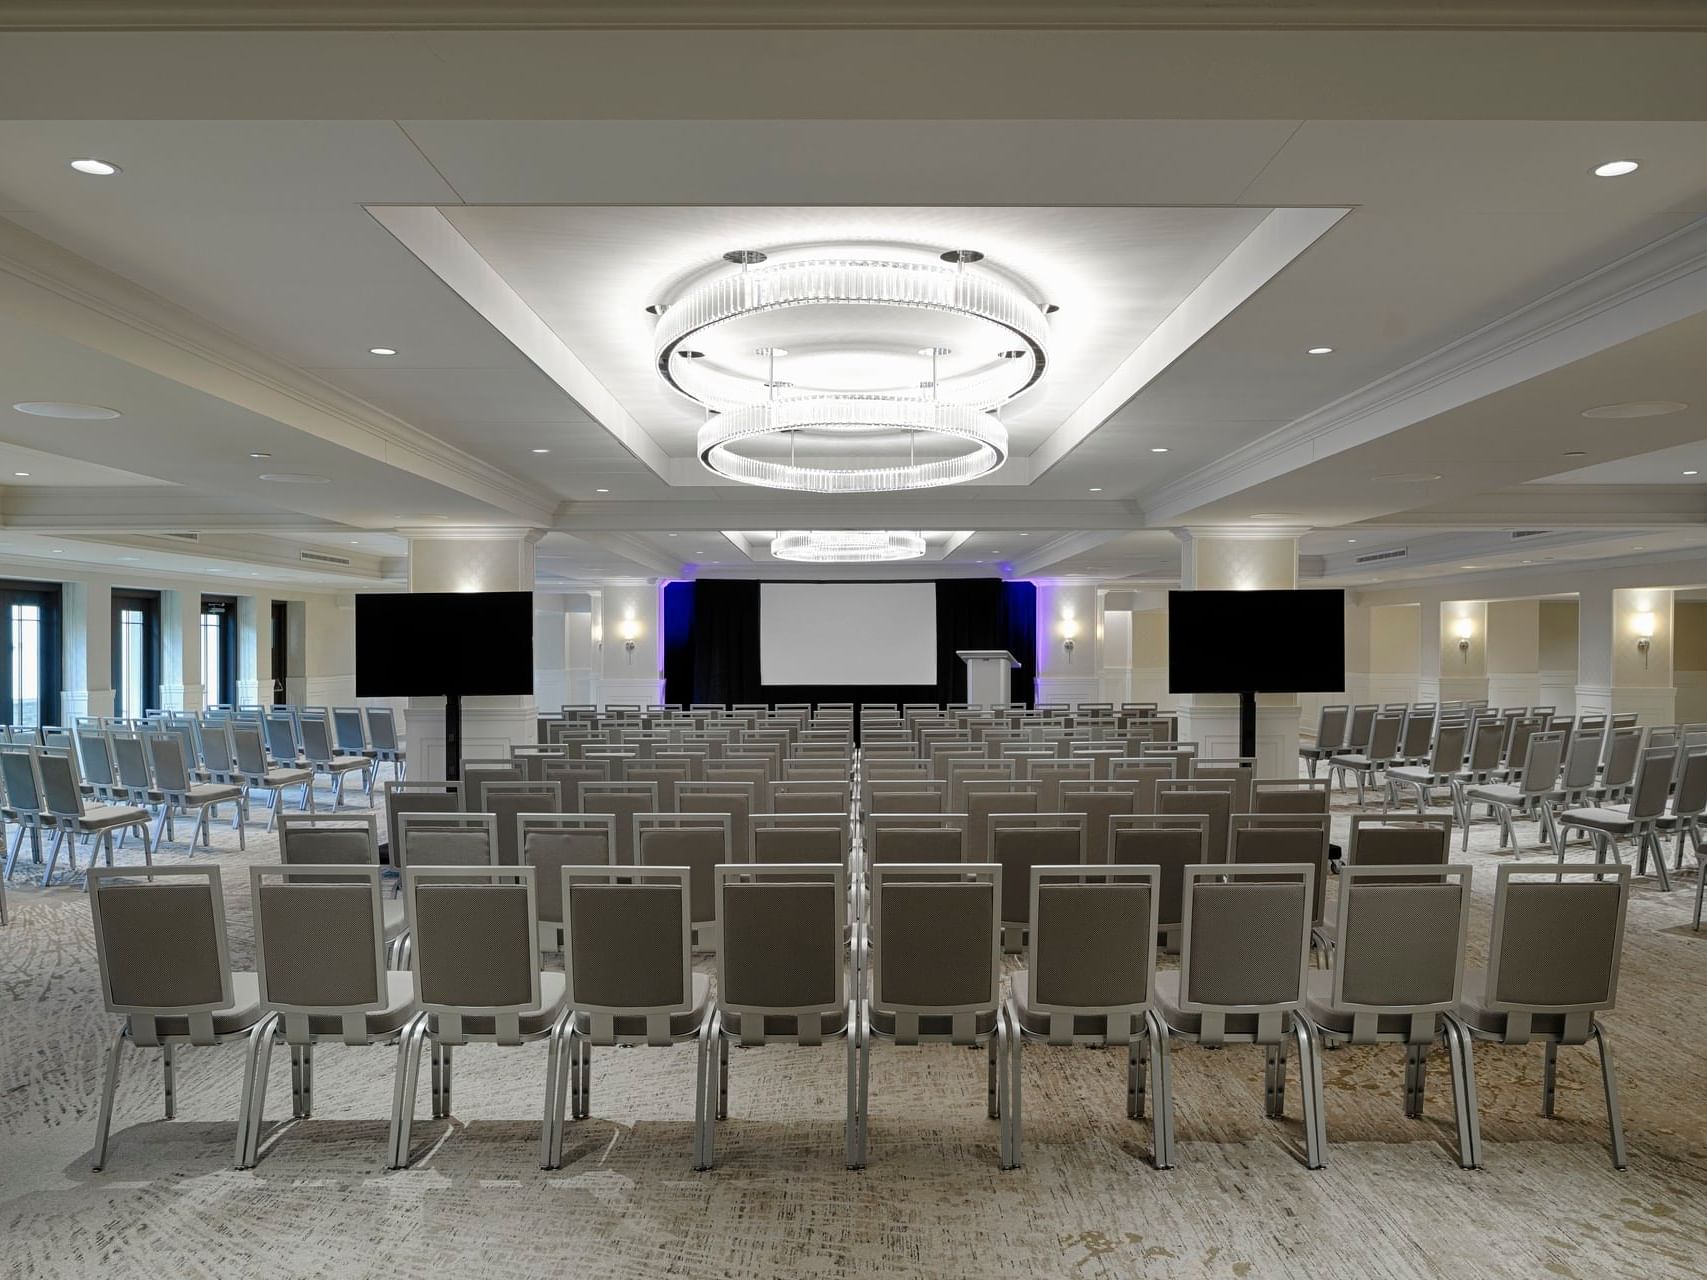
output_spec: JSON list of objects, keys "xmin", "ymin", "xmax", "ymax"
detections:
[
  {"xmin": 1167, "ymin": 589, "xmax": 1345, "ymax": 694},
  {"xmin": 355, "ymin": 591, "xmax": 534, "ymax": 697}
]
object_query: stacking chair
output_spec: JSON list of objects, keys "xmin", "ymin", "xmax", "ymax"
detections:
[
  {"xmin": 76, "ymin": 730, "xmax": 121, "ymax": 804},
  {"xmin": 331, "ymin": 705, "xmax": 371, "ymax": 762},
  {"xmin": 1230, "ymin": 813, "xmax": 1332, "ymax": 941},
  {"xmin": 261, "ymin": 713, "xmax": 303, "ymax": 770},
  {"xmin": 1110, "ymin": 815, "xmax": 1208, "ymax": 952},
  {"xmin": 518, "ymin": 813, "xmax": 615, "ymax": 953},
  {"xmin": 1057, "ymin": 780, "xmax": 1142, "ymax": 866},
  {"xmin": 1304, "ymin": 864, "xmax": 1479, "ymax": 1168},
  {"xmin": 1587, "ymin": 726, "xmax": 1644, "ymax": 807},
  {"xmin": 636, "ymin": 812, "xmax": 733, "ymax": 951},
  {"xmin": 1385, "ymin": 722, "xmax": 1470, "ymax": 814},
  {"xmin": 196, "ymin": 720, "xmax": 242, "ymax": 792},
  {"xmin": 1156, "ymin": 778, "xmax": 1235, "ymax": 865},
  {"xmin": 1343, "ymin": 813, "xmax": 1452, "ymax": 870},
  {"xmin": 749, "ymin": 813, "xmax": 850, "ymax": 869},
  {"xmin": 1251, "ymin": 778, "xmax": 1331, "ymax": 820},
  {"xmin": 382, "ymin": 779, "xmax": 461, "ymax": 859},
  {"xmin": 1299, "ymin": 705, "xmax": 1350, "ymax": 779},
  {"xmin": 108, "ymin": 731, "xmax": 163, "ymax": 814},
  {"xmin": 1540, "ymin": 731, "xmax": 1615, "ymax": 859},
  {"xmin": 707, "ymin": 761, "xmax": 770, "ymax": 811},
  {"xmin": 365, "ymin": 707, "xmax": 407, "ymax": 782},
  {"xmin": 37, "ymin": 748, "xmax": 153, "ymax": 886},
  {"xmin": 1, "ymin": 744, "xmax": 51, "ymax": 881},
  {"xmin": 145, "ymin": 733, "xmax": 245, "ymax": 853},
  {"xmin": 770, "ymin": 779, "xmax": 852, "ymax": 816},
  {"xmin": 1659, "ymin": 750, "xmax": 1707, "ymax": 877},
  {"xmin": 1447, "ymin": 719, "xmax": 1508, "ymax": 828},
  {"xmin": 482, "ymin": 781, "xmax": 563, "ymax": 865},
  {"xmin": 1150, "ymin": 864, "xmax": 1326, "ymax": 1170},
  {"xmin": 300, "ymin": 716, "xmax": 373, "ymax": 808},
  {"xmin": 1455, "ymin": 864, "xmax": 1633, "ymax": 1168},
  {"xmin": 1003, "ymin": 864, "xmax": 1164, "ymax": 1169},
  {"xmin": 964, "ymin": 781, "xmax": 1040, "ymax": 861},
  {"xmin": 1396, "ymin": 709, "xmax": 1437, "ymax": 767},
  {"xmin": 232, "ymin": 725, "xmax": 315, "ymax": 832},
  {"xmin": 277, "ymin": 812, "xmax": 404, "ymax": 962},
  {"xmin": 461, "ymin": 759, "xmax": 525, "ymax": 813},
  {"xmin": 990, "ymin": 813, "xmax": 1087, "ymax": 950},
  {"xmin": 557, "ymin": 866, "xmax": 712, "ymax": 1167},
  {"xmin": 88, "ymin": 866, "xmax": 267, "ymax": 1170},
  {"xmin": 1328, "ymin": 711, "xmax": 1404, "ymax": 805},
  {"xmin": 393, "ymin": 811, "xmax": 499, "ymax": 872},
  {"xmin": 865, "ymin": 778, "xmax": 946, "ymax": 815},
  {"xmin": 1461, "ymin": 730, "xmax": 1566, "ymax": 854},
  {"xmin": 1107, "ymin": 760, "xmax": 1172, "ymax": 809},
  {"xmin": 389, "ymin": 865, "xmax": 572, "ymax": 1170},
  {"xmin": 1192, "ymin": 758, "xmax": 1255, "ymax": 813},
  {"xmin": 1554, "ymin": 746, "xmax": 1678, "ymax": 890},
  {"xmin": 700, "ymin": 864, "xmax": 855, "ymax": 1169},
  {"xmin": 866, "ymin": 813, "xmax": 968, "ymax": 869},
  {"xmin": 676, "ymin": 781, "xmax": 752, "ymax": 869},
  {"xmin": 239, "ymin": 865, "xmax": 421, "ymax": 1167},
  {"xmin": 855, "ymin": 863, "xmax": 1005, "ymax": 1167},
  {"xmin": 1025, "ymin": 759, "xmax": 1093, "ymax": 810},
  {"xmin": 627, "ymin": 761, "xmax": 689, "ymax": 811},
  {"xmin": 579, "ymin": 781, "xmax": 660, "ymax": 866},
  {"xmin": 542, "ymin": 757, "xmax": 610, "ymax": 811}
]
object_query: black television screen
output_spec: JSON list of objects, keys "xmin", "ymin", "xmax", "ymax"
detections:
[
  {"xmin": 355, "ymin": 591, "xmax": 534, "ymax": 697},
  {"xmin": 1167, "ymin": 589, "xmax": 1345, "ymax": 694}
]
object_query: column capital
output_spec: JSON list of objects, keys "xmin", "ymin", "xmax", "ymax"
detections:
[
  {"xmin": 1173, "ymin": 525, "xmax": 1311, "ymax": 544},
  {"xmin": 397, "ymin": 525, "xmax": 547, "ymax": 544}
]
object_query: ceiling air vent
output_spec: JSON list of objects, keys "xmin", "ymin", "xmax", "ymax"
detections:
[
  {"xmin": 161, "ymin": 532, "xmax": 200, "ymax": 542},
  {"xmin": 1509, "ymin": 529, "xmax": 1553, "ymax": 540},
  {"xmin": 1353, "ymin": 546, "xmax": 1408, "ymax": 565},
  {"xmin": 299, "ymin": 550, "xmax": 352, "ymax": 567}
]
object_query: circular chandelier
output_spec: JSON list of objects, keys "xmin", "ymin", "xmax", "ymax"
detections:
[
  {"xmin": 771, "ymin": 530, "xmax": 927, "ymax": 563},
  {"xmin": 652, "ymin": 247, "xmax": 1048, "ymax": 493}
]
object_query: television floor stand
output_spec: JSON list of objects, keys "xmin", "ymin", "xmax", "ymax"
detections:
[
  {"xmin": 444, "ymin": 692, "xmax": 463, "ymax": 782},
  {"xmin": 1238, "ymin": 690, "xmax": 1257, "ymax": 761}
]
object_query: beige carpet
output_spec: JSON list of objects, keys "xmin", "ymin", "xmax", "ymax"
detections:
[{"xmin": 4, "ymin": 786, "xmax": 1707, "ymax": 1280}]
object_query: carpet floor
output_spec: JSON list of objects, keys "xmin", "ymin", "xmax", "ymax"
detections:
[{"xmin": 3, "ymin": 783, "xmax": 1707, "ymax": 1279}]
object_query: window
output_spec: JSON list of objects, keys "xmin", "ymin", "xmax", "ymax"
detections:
[
  {"xmin": 0, "ymin": 582, "xmax": 61, "ymax": 727},
  {"xmin": 201, "ymin": 595, "xmax": 238, "ymax": 708},
  {"xmin": 112, "ymin": 590, "xmax": 161, "ymax": 720}
]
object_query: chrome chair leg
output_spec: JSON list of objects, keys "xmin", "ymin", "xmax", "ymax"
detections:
[{"xmin": 1591, "ymin": 1021, "xmax": 1628, "ymax": 1171}]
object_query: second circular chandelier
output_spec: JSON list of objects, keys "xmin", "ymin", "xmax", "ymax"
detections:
[{"xmin": 651, "ymin": 246, "xmax": 1050, "ymax": 493}]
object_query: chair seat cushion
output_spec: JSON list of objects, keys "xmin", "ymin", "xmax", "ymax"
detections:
[
  {"xmin": 1303, "ymin": 970, "xmax": 1444, "ymax": 1039},
  {"xmin": 322, "ymin": 756, "xmax": 369, "ymax": 771},
  {"xmin": 1384, "ymin": 767, "xmax": 1444, "ymax": 785},
  {"xmin": 1153, "ymin": 970, "xmax": 1295, "ymax": 1042},
  {"xmin": 439, "ymin": 971, "xmax": 570, "ymax": 1038},
  {"xmin": 186, "ymin": 783, "xmax": 243, "ymax": 804},
  {"xmin": 1556, "ymin": 806, "xmax": 1634, "ymax": 833},
  {"xmin": 262, "ymin": 768, "xmax": 314, "ymax": 787},
  {"xmin": 1466, "ymin": 784, "xmax": 1523, "ymax": 805},
  {"xmin": 1009, "ymin": 970, "xmax": 1145, "ymax": 1041},
  {"xmin": 147, "ymin": 971, "xmax": 266, "ymax": 1038},
  {"xmin": 1455, "ymin": 968, "xmax": 1579, "ymax": 1040},
  {"xmin": 78, "ymin": 804, "xmax": 149, "ymax": 830},
  {"xmin": 304, "ymin": 971, "xmax": 419, "ymax": 1037},
  {"xmin": 1328, "ymin": 754, "xmax": 1374, "ymax": 769},
  {"xmin": 572, "ymin": 972, "xmax": 711, "ymax": 1041}
]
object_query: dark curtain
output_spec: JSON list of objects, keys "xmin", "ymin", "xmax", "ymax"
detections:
[{"xmin": 670, "ymin": 577, "xmax": 1036, "ymax": 712}]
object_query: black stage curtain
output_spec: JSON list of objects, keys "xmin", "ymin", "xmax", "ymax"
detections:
[{"xmin": 668, "ymin": 578, "xmax": 1036, "ymax": 712}]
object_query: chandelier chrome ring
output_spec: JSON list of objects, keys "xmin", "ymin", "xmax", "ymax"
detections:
[
  {"xmin": 771, "ymin": 530, "xmax": 928, "ymax": 563},
  {"xmin": 698, "ymin": 396, "xmax": 1009, "ymax": 493},
  {"xmin": 656, "ymin": 257, "xmax": 1048, "ymax": 410}
]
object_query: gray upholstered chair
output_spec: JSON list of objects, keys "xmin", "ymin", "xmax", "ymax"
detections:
[
  {"xmin": 856, "ymin": 863, "xmax": 1006, "ymax": 1167},
  {"xmin": 1192, "ymin": 758, "xmax": 1256, "ymax": 814},
  {"xmin": 1003, "ymin": 864, "xmax": 1163, "ymax": 1169},
  {"xmin": 277, "ymin": 812, "xmax": 406, "ymax": 964},
  {"xmin": 627, "ymin": 762, "xmax": 688, "ymax": 811},
  {"xmin": 1106, "ymin": 760, "xmax": 1173, "ymax": 809},
  {"xmin": 1328, "ymin": 711, "xmax": 1404, "ymax": 805},
  {"xmin": 963, "ymin": 781, "xmax": 1040, "ymax": 861},
  {"xmin": 636, "ymin": 812, "xmax": 734, "ymax": 951},
  {"xmin": 1024, "ymin": 759, "xmax": 1094, "ymax": 810},
  {"xmin": 865, "ymin": 778, "xmax": 947, "ymax": 816},
  {"xmin": 460, "ymin": 759, "xmax": 525, "ymax": 813},
  {"xmin": 364, "ymin": 706, "xmax": 406, "ymax": 782},
  {"xmin": 1447, "ymin": 719, "xmax": 1508, "ymax": 827},
  {"xmin": 866, "ymin": 813, "xmax": 968, "ymax": 869},
  {"xmin": 1656, "ymin": 749, "xmax": 1707, "ymax": 877},
  {"xmin": 1537, "ymin": 729, "xmax": 1611, "ymax": 858},
  {"xmin": 393, "ymin": 811, "xmax": 499, "ymax": 873},
  {"xmin": 990, "ymin": 813, "xmax": 1088, "ymax": 951},
  {"xmin": 1230, "ymin": 813, "xmax": 1332, "ymax": 933},
  {"xmin": 1156, "ymin": 778, "xmax": 1235, "ymax": 865},
  {"xmin": 145, "ymin": 733, "xmax": 245, "ymax": 853},
  {"xmin": 518, "ymin": 813, "xmax": 615, "ymax": 953},
  {"xmin": 1109, "ymin": 814, "xmax": 1209, "ymax": 952},
  {"xmin": 770, "ymin": 780, "xmax": 851, "ymax": 815},
  {"xmin": 1554, "ymin": 745, "xmax": 1678, "ymax": 890},
  {"xmin": 1384, "ymin": 722, "xmax": 1470, "ymax": 814},
  {"xmin": 1461, "ymin": 730, "xmax": 1566, "ymax": 854},
  {"xmin": 231, "ymin": 725, "xmax": 315, "ymax": 832},
  {"xmin": 556, "ymin": 865, "xmax": 712, "ymax": 1167},
  {"xmin": 1299, "ymin": 704, "xmax": 1350, "ymax": 779},
  {"xmin": 579, "ymin": 781, "xmax": 660, "ymax": 866},
  {"xmin": 390, "ymin": 865, "xmax": 571, "ymax": 1170},
  {"xmin": 87, "ymin": 865, "xmax": 266, "ymax": 1170},
  {"xmin": 1587, "ymin": 727, "xmax": 1644, "ymax": 806},
  {"xmin": 1455, "ymin": 863, "xmax": 1633, "ymax": 1168},
  {"xmin": 700, "ymin": 864, "xmax": 855, "ymax": 1170},
  {"xmin": 239, "ymin": 865, "xmax": 420, "ymax": 1167},
  {"xmin": 34, "ymin": 747, "xmax": 153, "ymax": 886},
  {"xmin": 675, "ymin": 781, "xmax": 751, "ymax": 871},
  {"xmin": 1056, "ymin": 780, "xmax": 1142, "ymax": 866},
  {"xmin": 1150, "ymin": 863, "xmax": 1326, "ymax": 1170},
  {"xmin": 749, "ymin": 813, "xmax": 850, "ymax": 868},
  {"xmin": 540, "ymin": 757, "xmax": 610, "ymax": 811},
  {"xmin": 481, "ymin": 780, "xmax": 563, "ymax": 866},
  {"xmin": 1304, "ymin": 863, "xmax": 1479, "ymax": 1168},
  {"xmin": 299, "ymin": 715, "xmax": 373, "ymax": 809}
]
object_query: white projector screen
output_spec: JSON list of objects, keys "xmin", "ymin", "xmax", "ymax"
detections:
[{"xmin": 760, "ymin": 582, "xmax": 937, "ymax": 685}]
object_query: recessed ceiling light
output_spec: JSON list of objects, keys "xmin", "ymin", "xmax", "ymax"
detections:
[
  {"xmin": 248, "ymin": 451, "xmax": 272, "ymax": 459},
  {"xmin": 1150, "ymin": 446, "xmax": 1170, "ymax": 454},
  {"xmin": 595, "ymin": 488, "xmax": 610, "ymax": 494},
  {"xmin": 1346, "ymin": 538, "xmax": 1357, "ymax": 543},
  {"xmin": 1306, "ymin": 346, "xmax": 1334, "ymax": 356},
  {"xmin": 12, "ymin": 472, "xmax": 28, "ymax": 478},
  {"xmin": 368, "ymin": 347, "xmax": 397, "ymax": 356},
  {"xmin": 1521, "ymin": 559, "xmax": 1533, "ymax": 564},
  {"xmin": 118, "ymin": 555, "xmax": 138, "ymax": 562},
  {"xmin": 1373, "ymin": 472, "xmax": 1442, "ymax": 483},
  {"xmin": 69, "ymin": 158, "xmax": 119, "ymax": 176},
  {"xmin": 12, "ymin": 401, "xmax": 121, "ymax": 419},
  {"xmin": 257, "ymin": 473, "xmax": 330, "ymax": 484},
  {"xmin": 51, "ymin": 548, "xmax": 64, "ymax": 554},
  {"xmin": 1088, "ymin": 487, "xmax": 1103, "ymax": 492},
  {"xmin": 1249, "ymin": 513, "xmax": 1299, "ymax": 521},
  {"xmin": 1685, "ymin": 470, "xmax": 1699, "ymax": 477},
  {"xmin": 1581, "ymin": 401, "xmax": 1687, "ymax": 419},
  {"xmin": 1460, "ymin": 565, "xmax": 1478, "ymax": 570},
  {"xmin": 1634, "ymin": 546, "xmax": 1645, "ymax": 551},
  {"xmin": 1592, "ymin": 159, "xmax": 1640, "ymax": 177},
  {"xmin": 349, "ymin": 539, "xmax": 359, "ymax": 545},
  {"xmin": 668, "ymin": 533, "xmax": 678, "ymax": 537},
  {"xmin": 1019, "ymin": 532, "xmax": 1029, "ymax": 537},
  {"xmin": 531, "ymin": 447, "xmax": 551, "ymax": 454},
  {"xmin": 1563, "ymin": 450, "xmax": 1587, "ymax": 457}
]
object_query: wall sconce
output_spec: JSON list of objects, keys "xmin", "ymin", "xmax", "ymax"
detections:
[
  {"xmin": 1059, "ymin": 613, "xmax": 1080, "ymax": 662},
  {"xmin": 1634, "ymin": 611, "xmax": 1655, "ymax": 667},
  {"xmin": 1452, "ymin": 616, "xmax": 1474, "ymax": 663},
  {"xmin": 618, "ymin": 613, "xmax": 640, "ymax": 661}
]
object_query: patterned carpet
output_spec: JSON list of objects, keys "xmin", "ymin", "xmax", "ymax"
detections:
[{"xmin": 4, "ymin": 783, "xmax": 1707, "ymax": 1280}]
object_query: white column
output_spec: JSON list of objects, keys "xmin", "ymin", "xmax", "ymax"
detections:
[
  {"xmin": 159, "ymin": 589, "xmax": 204, "ymax": 712},
  {"xmin": 1034, "ymin": 580, "xmax": 1099, "ymax": 706},
  {"xmin": 1173, "ymin": 527, "xmax": 1304, "ymax": 776},
  {"xmin": 1097, "ymin": 590, "xmax": 1133, "ymax": 705},
  {"xmin": 61, "ymin": 581, "xmax": 113, "ymax": 720},
  {"xmin": 1577, "ymin": 586, "xmax": 1674, "ymax": 724},
  {"xmin": 236, "ymin": 594, "xmax": 270, "ymax": 706},
  {"xmin": 565, "ymin": 599, "xmax": 598, "ymax": 708},
  {"xmin": 534, "ymin": 593, "xmax": 570, "ymax": 713},
  {"xmin": 598, "ymin": 581, "xmax": 662, "ymax": 708},
  {"xmin": 1127, "ymin": 589, "xmax": 1173, "ymax": 710},
  {"xmin": 403, "ymin": 528, "xmax": 544, "ymax": 775},
  {"xmin": 303, "ymin": 594, "xmax": 356, "ymax": 707}
]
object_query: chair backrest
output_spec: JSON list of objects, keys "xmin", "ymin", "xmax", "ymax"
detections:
[
  {"xmin": 513, "ymin": 814, "xmax": 616, "ymax": 933},
  {"xmin": 262, "ymin": 713, "xmax": 299, "ymax": 762},
  {"xmin": 365, "ymin": 707, "xmax": 401, "ymax": 752},
  {"xmin": 1026, "ymin": 864, "xmax": 1160, "ymax": 1030},
  {"xmin": 962, "ymin": 782, "xmax": 1039, "ymax": 860},
  {"xmin": 1464, "ymin": 719, "xmax": 1504, "ymax": 773},
  {"xmin": 541, "ymin": 757, "xmax": 610, "ymax": 810},
  {"xmin": 1558, "ymin": 730, "xmax": 1604, "ymax": 791},
  {"xmin": 144, "ymin": 732, "xmax": 196, "ymax": 794},
  {"xmin": 770, "ymin": 781, "xmax": 851, "ymax": 815},
  {"xmin": 1109, "ymin": 815, "xmax": 1207, "ymax": 931},
  {"xmin": 277, "ymin": 812, "xmax": 380, "ymax": 866},
  {"xmin": 1250, "ymin": 778, "xmax": 1330, "ymax": 820},
  {"xmin": 1343, "ymin": 704, "xmax": 1378, "ymax": 751},
  {"xmin": 1055, "ymin": 781, "xmax": 1141, "ymax": 865},
  {"xmin": 749, "ymin": 814, "xmax": 850, "ymax": 867},
  {"xmin": 1346, "ymin": 814, "xmax": 1451, "ymax": 872},
  {"xmin": 1177, "ymin": 864, "xmax": 1314, "ymax": 1032},
  {"xmin": 482, "ymin": 781, "xmax": 564, "ymax": 865},
  {"xmin": 947, "ymin": 759, "xmax": 1016, "ymax": 811},
  {"xmin": 406, "ymin": 866, "xmax": 541, "ymax": 1030},
  {"xmin": 866, "ymin": 779, "xmax": 947, "ymax": 814},
  {"xmin": 991, "ymin": 816, "xmax": 1087, "ymax": 926},
  {"xmin": 867, "ymin": 812, "xmax": 968, "ymax": 866},
  {"xmin": 1191, "ymin": 758, "xmax": 1255, "ymax": 812},
  {"xmin": 252, "ymin": 865, "xmax": 388, "ymax": 1027},
  {"xmin": 716, "ymin": 865, "xmax": 846, "ymax": 1027},
  {"xmin": 1156, "ymin": 778, "xmax": 1234, "ymax": 863},
  {"xmin": 110, "ymin": 732, "xmax": 154, "ymax": 792},
  {"xmin": 1517, "ymin": 731, "xmax": 1566, "ymax": 797},
  {"xmin": 563, "ymin": 866, "xmax": 694, "ymax": 1032},
  {"xmin": 1024, "ymin": 759, "xmax": 1094, "ymax": 809},
  {"xmin": 383, "ymin": 779, "xmax": 461, "ymax": 849},
  {"xmin": 1504, "ymin": 716, "xmax": 1544, "ymax": 769},
  {"xmin": 395, "ymin": 811, "xmax": 499, "ymax": 871},
  {"xmin": 579, "ymin": 781, "xmax": 662, "ymax": 865},
  {"xmin": 229, "ymin": 725, "xmax": 270, "ymax": 777},
  {"xmin": 1673, "ymin": 750, "xmax": 1707, "ymax": 819},
  {"xmin": 1427, "ymin": 722, "xmax": 1470, "ymax": 774},
  {"xmin": 1366, "ymin": 712, "xmax": 1405, "ymax": 761},
  {"xmin": 88, "ymin": 866, "xmax": 234, "ymax": 1037},
  {"xmin": 1399, "ymin": 710, "xmax": 1436, "ymax": 758},
  {"xmin": 1599, "ymin": 726, "xmax": 1644, "ymax": 790},
  {"xmin": 35, "ymin": 748, "xmax": 85, "ymax": 820},
  {"xmin": 869, "ymin": 864, "xmax": 1000, "ymax": 1029},
  {"xmin": 1627, "ymin": 746, "xmax": 1678, "ymax": 821},
  {"xmin": 1311, "ymin": 704, "xmax": 1349, "ymax": 753},
  {"xmin": 1231, "ymin": 814, "xmax": 1331, "ymax": 924},
  {"xmin": 330, "ymin": 707, "xmax": 368, "ymax": 754},
  {"xmin": 199, "ymin": 720, "xmax": 235, "ymax": 774},
  {"xmin": 1329, "ymin": 864, "xmax": 1471, "ymax": 1020},
  {"xmin": 626, "ymin": 763, "xmax": 688, "ymax": 811},
  {"xmin": 299, "ymin": 715, "xmax": 340, "ymax": 765},
  {"xmin": 0, "ymin": 744, "xmax": 41, "ymax": 815},
  {"xmin": 76, "ymin": 730, "xmax": 117, "ymax": 788},
  {"xmin": 462, "ymin": 760, "xmax": 526, "ymax": 812},
  {"xmin": 636, "ymin": 813, "xmax": 733, "ymax": 929},
  {"xmin": 1483, "ymin": 864, "xmax": 1631, "ymax": 1040},
  {"xmin": 706, "ymin": 762, "xmax": 770, "ymax": 809}
]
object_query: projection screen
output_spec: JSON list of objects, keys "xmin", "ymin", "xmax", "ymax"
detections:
[{"xmin": 759, "ymin": 582, "xmax": 937, "ymax": 685}]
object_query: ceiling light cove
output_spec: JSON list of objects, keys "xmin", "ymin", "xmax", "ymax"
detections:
[
  {"xmin": 657, "ymin": 244, "xmax": 1048, "ymax": 493},
  {"xmin": 771, "ymin": 530, "xmax": 927, "ymax": 563}
]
